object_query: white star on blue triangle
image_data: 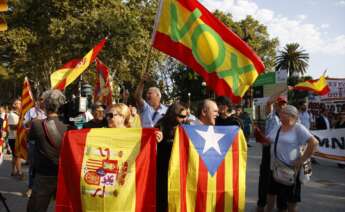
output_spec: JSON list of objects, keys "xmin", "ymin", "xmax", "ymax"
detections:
[{"xmin": 183, "ymin": 125, "xmax": 239, "ymax": 176}]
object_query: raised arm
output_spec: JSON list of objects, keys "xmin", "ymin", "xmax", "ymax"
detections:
[
  {"xmin": 265, "ymin": 86, "xmax": 290, "ymax": 115},
  {"xmin": 134, "ymin": 73, "xmax": 149, "ymax": 111}
]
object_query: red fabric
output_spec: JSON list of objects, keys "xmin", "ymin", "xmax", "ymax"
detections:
[
  {"xmin": 56, "ymin": 129, "xmax": 90, "ymax": 212},
  {"xmin": 232, "ymin": 135, "xmax": 239, "ymax": 212},
  {"xmin": 135, "ymin": 129, "xmax": 157, "ymax": 212},
  {"xmin": 153, "ymin": 32, "xmax": 242, "ymax": 103}
]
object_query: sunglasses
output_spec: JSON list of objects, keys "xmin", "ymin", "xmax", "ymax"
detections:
[
  {"xmin": 106, "ymin": 113, "xmax": 122, "ymax": 119},
  {"xmin": 177, "ymin": 114, "xmax": 187, "ymax": 118}
]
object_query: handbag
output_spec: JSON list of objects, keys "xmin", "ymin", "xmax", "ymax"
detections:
[
  {"xmin": 272, "ymin": 127, "xmax": 296, "ymax": 186},
  {"xmin": 299, "ymin": 145, "xmax": 312, "ymax": 184}
]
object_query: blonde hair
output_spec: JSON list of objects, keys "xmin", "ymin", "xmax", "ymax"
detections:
[{"xmin": 107, "ymin": 103, "xmax": 131, "ymax": 127}]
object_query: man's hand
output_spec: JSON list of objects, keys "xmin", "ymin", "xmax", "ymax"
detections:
[{"xmin": 155, "ymin": 130, "xmax": 163, "ymax": 143}]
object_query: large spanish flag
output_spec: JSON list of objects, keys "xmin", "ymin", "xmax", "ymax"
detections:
[
  {"xmin": 152, "ymin": 0, "xmax": 265, "ymax": 103},
  {"xmin": 15, "ymin": 77, "xmax": 35, "ymax": 160},
  {"xmin": 56, "ymin": 128, "xmax": 157, "ymax": 212},
  {"xmin": 293, "ymin": 76, "xmax": 330, "ymax": 96},
  {"xmin": 168, "ymin": 125, "xmax": 247, "ymax": 212},
  {"xmin": 51, "ymin": 38, "xmax": 106, "ymax": 90}
]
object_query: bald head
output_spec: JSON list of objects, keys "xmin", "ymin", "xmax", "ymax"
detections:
[{"xmin": 197, "ymin": 99, "xmax": 219, "ymax": 125}]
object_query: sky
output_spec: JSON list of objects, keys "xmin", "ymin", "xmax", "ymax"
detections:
[{"xmin": 200, "ymin": 0, "xmax": 345, "ymax": 79}]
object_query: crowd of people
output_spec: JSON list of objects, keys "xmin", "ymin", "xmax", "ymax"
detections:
[{"xmin": 0, "ymin": 74, "xmax": 344, "ymax": 212}]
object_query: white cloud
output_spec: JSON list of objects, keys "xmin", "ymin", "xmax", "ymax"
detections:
[
  {"xmin": 336, "ymin": 0, "xmax": 345, "ymax": 6},
  {"xmin": 320, "ymin": 24, "xmax": 330, "ymax": 29},
  {"xmin": 201, "ymin": 0, "xmax": 345, "ymax": 55}
]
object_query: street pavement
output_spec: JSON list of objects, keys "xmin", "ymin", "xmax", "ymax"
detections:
[{"xmin": 0, "ymin": 140, "xmax": 344, "ymax": 211}]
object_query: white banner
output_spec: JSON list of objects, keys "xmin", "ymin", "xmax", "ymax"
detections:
[{"xmin": 311, "ymin": 128, "xmax": 345, "ymax": 163}]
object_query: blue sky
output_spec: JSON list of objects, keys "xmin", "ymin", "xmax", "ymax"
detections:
[{"xmin": 200, "ymin": 0, "xmax": 345, "ymax": 79}]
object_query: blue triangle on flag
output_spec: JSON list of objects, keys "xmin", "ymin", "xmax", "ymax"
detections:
[{"xmin": 183, "ymin": 125, "xmax": 239, "ymax": 176}]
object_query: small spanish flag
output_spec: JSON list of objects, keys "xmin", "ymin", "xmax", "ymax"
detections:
[
  {"xmin": 94, "ymin": 58, "xmax": 113, "ymax": 107},
  {"xmin": 168, "ymin": 125, "xmax": 247, "ymax": 212},
  {"xmin": 56, "ymin": 128, "xmax": 157, "ymax": 212},
  {"xmin": 50, "ymin": 38, "xmax": 106, "ymax": 91},
  {"xmin": 293, "ymin": 76, "xmax": 330, "ymax": 96},
  {"xmin": 152, "ymin": 0, "xmax": 265, "ymax": 103}
]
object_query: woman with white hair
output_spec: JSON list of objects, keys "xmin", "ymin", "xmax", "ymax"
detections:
[
  {"xmin": 27, "ymin": 89, "xmax": 69, "ymax": 212},
  {"xmin": 266, "ymin": 105, "xmax": 318, "ymax": 212}
]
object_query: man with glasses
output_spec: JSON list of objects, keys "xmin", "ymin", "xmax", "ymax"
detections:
[
  {"xmin": 134, "ymin": 73, "xmax": 167, "ymax": 127},
  {"xmin": 83, "ymin": 102, "xmax": 107, "ymax": 128}
]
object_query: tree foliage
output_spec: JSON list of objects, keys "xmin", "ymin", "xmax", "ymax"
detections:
[{"xmin": 0, "ymin": 0, "xmax": 160, "ymax": 102}]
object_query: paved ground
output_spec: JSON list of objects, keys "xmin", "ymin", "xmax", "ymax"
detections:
[{"xmin": 0, "ymin": 140, "xmax": 344, "ymax": 211}]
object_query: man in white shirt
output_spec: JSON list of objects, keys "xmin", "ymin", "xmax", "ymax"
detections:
[
  {"xmin": 24, "ymin": 96, "xmax": 47, "ymax": 197},
  {"xmin": 8, "ymin": 99, "xmax": 23, "ymax": 179},
  {"xmin": 134, "ymin": 73, "xmax": 167, "ymax": 127}
]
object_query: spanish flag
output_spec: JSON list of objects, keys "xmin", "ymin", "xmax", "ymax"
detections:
[
  {"xmin": 94, "ymin": 58, "xmax": 113, "ymax": 106},
  {"xmin": 152, "ymin": 0, "xmax": 265, "ymax": 103},
  {"xmin": 168, "ymin": 125, "xmax": 247, "ymax": 212},
  {"xmin": 15, "ymin": 77, "xmax": 35, "ymax": 160},
  {"xmin": 51, "ymin": 38, "xmax": 106, "ymax": 91},
  {"xmin": 293, "ymin": 76, "xmax": 330, "ymax": 96},
  {"xmin": 56, "ymin": 128, "xmax": 157, "ymax": 212}
]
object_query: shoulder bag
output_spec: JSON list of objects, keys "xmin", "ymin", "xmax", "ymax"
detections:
[{"xmin": 272, "ymin": 127, "xmax": 297, "ymax": 186}]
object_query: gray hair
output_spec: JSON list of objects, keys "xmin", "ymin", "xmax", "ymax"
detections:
[
  {"xmin": 148, "ymin": 87, "xmax": 161, "ymax": 99},
  {"xmin": 42, "ymin": 89, "xmax": 66, "ymax": 113},
  {"xmin": 281, "ymin": 105, "xmax": 299, "ymax": 118}
]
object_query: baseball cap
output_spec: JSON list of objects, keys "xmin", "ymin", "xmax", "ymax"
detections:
[{"xmin": 276, "ymin": 96, "xmax": 287, "ymax": 104}]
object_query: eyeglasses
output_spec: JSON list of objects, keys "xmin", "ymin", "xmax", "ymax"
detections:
[
  {"xmin": 177, "ymin": 114, "xmax": 187, "ymax": 118},
  {"xmin": 106, "ymin": 113, "xmax": 122, "ymax": 119}
]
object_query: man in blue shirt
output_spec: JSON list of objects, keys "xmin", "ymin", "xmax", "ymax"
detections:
[{"xmin": 134, "ymin": 73, "xmax": 167, "ymax": 127}]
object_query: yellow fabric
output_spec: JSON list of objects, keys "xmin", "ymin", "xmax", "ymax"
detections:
[
  {"xmin": 295, "ymin": 76, "xmax": 328, "ymax": 92},
  {"xmin": 50, "ymin": 49, "xmax": 94, "ymax": 89},
  {"xmin": 168, "ymin": 127, "xmax": 247, "ymax": 212},
  {"xmin": 80, "ymin": 128, "xmax": 142, "ymax": 212}
]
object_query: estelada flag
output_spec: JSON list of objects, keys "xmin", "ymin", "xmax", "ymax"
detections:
[
  {"xmin": 94, "ymin": 58, "xmax": 113, "ymax": 106},
  {"xmin": 15, "ymin": 77, "xmax": 35, "ymax": 160},
  {"xmin": 56, "ymin": 128, "xmax": 157, "ymax": 212},
  {"xmin": 293, "ymin": 75, "xmax": 330, "ymax": 96},
  {"xmin": 168, "ymin": 125, "xmax": 247, "ymax": 212},
  {"xmin": 152, "ymin": 0, "xmax": 265, "ymax": 103},
  {"xmin": 51, "ymin": 38, "xmax": 106, "ymax": 90}
]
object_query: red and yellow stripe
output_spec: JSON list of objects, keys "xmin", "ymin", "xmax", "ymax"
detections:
[
  {"xmin": 293, "ymin": 76, "xmax": 330, "ymax": 96},
  {"xmin": 51, "ymin": 38, "xmax": 106, "ymax": 91},
  {"xmin": 15, "ymin": 77, "xmax": 35, "ymax": 160},
  {"xmin": 56, "ymin": 128, "xmax": 157, "ymax": 212},
  {"xmin": 168, "ymin": 127, "xmax": 247, "ymax": 212}
]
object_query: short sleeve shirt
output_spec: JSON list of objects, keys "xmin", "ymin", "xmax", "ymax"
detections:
[
  {"xmin": 267, "ymin": 123, "xmax": 313, "ymax": 165},
  {"xmin": 8, "ymin": 111, "xmax": 19, "ymax": 139},
  {"xmin": 140, "ymin": 101, "xmax": 167, "ymax": 128},
  {"xmin": 265, "ymin": 110, "xmax": 281, "ymax": 136}
]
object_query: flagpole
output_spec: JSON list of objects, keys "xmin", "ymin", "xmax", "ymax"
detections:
[{"xmin": 141, "ymin": 45, "xmax": 153, "ymax": 76}]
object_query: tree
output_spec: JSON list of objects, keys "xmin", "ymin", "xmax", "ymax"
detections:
[
  {"xmin": 0, "ymin": 0, "xmax": 161, "ymax": 103},
  {"xmin": 275, "ymin": 43, "xmax": 309, "ymax": 77}
]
